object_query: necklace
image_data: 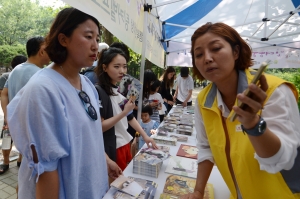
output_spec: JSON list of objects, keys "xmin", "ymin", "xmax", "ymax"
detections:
[{"xmin": 59, "ymin": 65, "xmax": 81, "ymax": 90}]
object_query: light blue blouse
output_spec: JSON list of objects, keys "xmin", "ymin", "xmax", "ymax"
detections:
[{"xmin": 7, "ymin": 67, "xmax": 108, "ymax": 199}]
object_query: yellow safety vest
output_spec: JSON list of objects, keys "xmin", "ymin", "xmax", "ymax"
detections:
[{"xmin": 197, "ymin": 69, "xmax": 299, "ymax": 199}]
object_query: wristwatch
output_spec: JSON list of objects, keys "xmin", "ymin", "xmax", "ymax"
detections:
[{"xmin": 241, "ymin": 117, "xmax": 267, "ymax": 136}]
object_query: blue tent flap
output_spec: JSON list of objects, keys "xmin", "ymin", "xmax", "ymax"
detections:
[{"xmin": 164, "ymin": 0, "xmax": 221, "ymax": 39}]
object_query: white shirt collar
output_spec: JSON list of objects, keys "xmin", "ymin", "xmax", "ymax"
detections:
[{"xmin": 216, "ymin": 89, "xmax": 231, "ymax": 118}]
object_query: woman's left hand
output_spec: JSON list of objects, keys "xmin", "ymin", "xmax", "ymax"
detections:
[
  {"xmin": 107, "ymin": 159, "xmax": 123, "ymax": 179},
  {"xmin": 144, "ymin": 136, "xmax": 158, "ymax": 149},
  {"xmin": 232, "ymin": 75, "xmax": 268, "ymax": 129}
]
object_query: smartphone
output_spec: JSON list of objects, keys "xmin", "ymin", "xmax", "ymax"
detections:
[{"xmin": 230, "ymin": 60, "xmax": 271, "ymax": 122}]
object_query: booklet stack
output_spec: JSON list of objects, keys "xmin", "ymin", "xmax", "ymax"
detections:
[
  {"xmin": 169, "ymin": 134, "xmax": 188, "ymax": 142},
  {"xmin": 160, "ymin": 123, "xmax": 177, "ymax": 132},
  {"xmin": 110, "ymin": 175, "xmax": 144, "ymax": 198},
  {"xmin": 156, "ymin": 128, "xmax": 168, "ymax": 136},
  {"xmin": 133, "ymin": 146, "xmax": 170, "ymax": 178},
  {"xmin": 152, "ymin": 135, "xmax": 177, "ymax": 146},
  {"xmin": 177, "ymin": 125, "xmax": 193, "ymax": 136},
  {"xmin": 103, "ymin": 175, "xmax": 158, "ymax": 199}
]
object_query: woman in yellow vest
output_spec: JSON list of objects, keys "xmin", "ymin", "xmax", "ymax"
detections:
[{"xmin": 183, "ymin": 22, "xmax": 300, "ymax": 199}]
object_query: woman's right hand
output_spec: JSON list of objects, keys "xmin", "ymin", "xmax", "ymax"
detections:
[
  {"xmin": 181, "ymin": 191, "xmax": 203, "ymax": 199},
  {"xmin": 123, "ymin": 98, "xmax": 135, "ymax": 113}
]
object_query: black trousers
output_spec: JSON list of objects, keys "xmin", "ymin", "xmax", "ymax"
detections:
[{"xmin": 176, "ymin": 98, "xmax": 192, "ymax": 106}]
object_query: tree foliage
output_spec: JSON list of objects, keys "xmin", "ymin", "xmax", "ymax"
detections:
[
  {"xmin": 0, "ymin": 0, "xmax": 65, "ymax": 66},
  {"xmin": 267, "ymin": 69, "xmax": 300, "ymax": 109},
  {"xmin": 0, "ymin": 45, "xmax": 26, "ymax": 66},
  {"xmin": 0, "ymin": 0, "xmax": 60, "ymax": 46}
]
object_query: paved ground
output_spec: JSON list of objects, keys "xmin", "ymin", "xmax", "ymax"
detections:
[
  {"xmin": 0, "ymin": 86, "xmax": 203, "ymax": 198},
  {"xmin": 0, "ymin": 107, "xmax": 18, "ymax": 199}
]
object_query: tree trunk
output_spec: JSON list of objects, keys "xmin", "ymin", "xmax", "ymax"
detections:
[
  {"xmin": 102, "ymin": 27, "xmax": 114, "ymax": 45},
  {"xmin": 145, "ymin": 59, "xmax": 152, "ymax": 70}
]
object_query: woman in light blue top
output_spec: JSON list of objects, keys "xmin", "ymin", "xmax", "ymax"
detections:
[{"xmin": 7, "ymin": 8, "xmax": 122, "ymax": 199}]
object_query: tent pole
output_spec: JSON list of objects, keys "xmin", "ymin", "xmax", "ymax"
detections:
[
  {"xmin": 240, "ymin": 35, "xmax": 261, "ymax": 40},
  {"xmin": 250, "ymin": 22, "xmax": 264, "ymax": 37},
  {"xmin": 267, "ymin": 14, "xmax": 294, "ymax": 38},
  {"xmin": 269, "ymin": 32, "xmax": 300, "ymax": 40},
  {"xmin": 137, "ymin": 6, "xmax": 149, "ymax": 123},
  {"xmin": 270, "ymin": 19, "xmax": 299, "ymax": 26},
  {"xmin": 248, "ymin": 38, "xmax": 300, "ymax": 49},
  {"xmin": 165, "ymin": 22, "xmax": 198, "ymax": 29},
  {"xmin": 152, "ymin": 0, "xmax": 184, "ymax": 8},
  {"xmin": 168, "ymin": 47, "xmax": 191, "ymax": 53},
  {"xmin": 232, "ymin": 7, "xmax": 299, "ymax": 29},
  {"xmin": 252, "ymin": 45, "xmax": 300, "ymax": 50},
  {"xmin": 264, "ymin": 0, "xmax": 268, "ymax": 39}
]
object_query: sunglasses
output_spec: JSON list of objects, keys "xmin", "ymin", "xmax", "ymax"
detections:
[{"xmin": 78, "ymin": 91, "xmax": 98, "ymax": 120}]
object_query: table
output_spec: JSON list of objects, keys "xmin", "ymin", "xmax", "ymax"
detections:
[{"xmin": 105, "ymin": 106, "xmax": 230, "ymax": 199}]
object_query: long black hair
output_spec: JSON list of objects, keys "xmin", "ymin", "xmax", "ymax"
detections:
[
  {"xmin": 160, "ymin": 66, "xmax": 175, "ymax": 89},
  {"xmin": 95, "ymin": 47, "xmax": 127, "ymax": 96},
  {"xmin": 143, "ymin": 69, "xmax": 157, "ymax": 99}
]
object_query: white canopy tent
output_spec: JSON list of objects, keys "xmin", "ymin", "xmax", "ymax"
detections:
[
  {"xmin": 61, "ymin": 0, "xmax": 300, "ymax": 120},
  {"xmin": 62, "ymin": 0, "xmax": 300, "ymax": 69},
  {"xmin": 154, "ymin": 0, "xmax": 300, "ymax": 68}
]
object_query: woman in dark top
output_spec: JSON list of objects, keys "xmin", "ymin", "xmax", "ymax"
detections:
[{"xmin": 159, "ymin": 66, "xmax": 176, "ymax": 113}]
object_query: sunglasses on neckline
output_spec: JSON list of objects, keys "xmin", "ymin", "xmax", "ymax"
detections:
[{"xmin": 78, "ymin": 91, "xmax": 98, "ymax": 120}]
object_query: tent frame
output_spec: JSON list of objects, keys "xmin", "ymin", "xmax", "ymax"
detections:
[{"xmin": 161, "ymin": 2, "xmax": 300, "ymax": 55}]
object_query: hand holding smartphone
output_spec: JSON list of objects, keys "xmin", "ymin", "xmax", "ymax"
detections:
[{"xmin": 230, "ymin": 60, "xmax": 271, "ymax": 122}]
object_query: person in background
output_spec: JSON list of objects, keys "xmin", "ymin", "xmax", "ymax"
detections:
[
  {"xmin": 109, "ymin": 42, "xmax": 139, "ymax": 141},
  {"xmin": 143, "ymin": 69, "xmax": 160, "ymax": 114},
  {"xmin": 172, "ymin": 73, "xmax": 177, "ymax": 96},
  {"xmin": 95, "ymin": 47, "xmax": 158, "ymax": 171},
  {"xmin": 173, "ymin": 67, "xmax": 194, "ymax": 107},
  {"xmin": 159, "ymin": 66, "xmax": 175, "ymax": 113},
  {"xmin": 138, "ymin": 105, "xmax": 159, "ymax": 150},
  {"xmin": 110, "ymin": 42, "xmax": 130, "ymax": 62},
  {"xmin": 83, "ymin": 42, "xmax": 130, "ymax": 85},
  {"xmin": 148, "ymin": 79, "xmax": 164, "ymax": 123},
  {"xmin": 143, "ymin": 69, "xmax": 157, "ymax": 100},
  {"xmin": 0, "ymin": 37, "xmax": 50, "ymax": 175},
  {"xmin": 183, "ymin": 22, "xmax": 300, "ymax": 199},
  {"xmin": 82, "ymin": 42, "xmax": 109, "ymax": 84},
  {"xmin": 7, "ymin": 8, "xmax": 121, "ymax": 199},
  {"xmin": 0, "ymin": 55, "xmax": 27, "ymax": 97}
]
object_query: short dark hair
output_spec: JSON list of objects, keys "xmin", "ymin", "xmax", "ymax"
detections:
[
  {"xmin": 26, "ymin": 37, "xmax": 45, "ymax": 57},
  {"xmin": 45, "ymin": 7, "xmax": 100, "ymax": 64},
  {"xmin": 191, "ymin": 22, "xmax": 253, "ymax": 80},
  {"xmin": 180, "ymin": 67, "xmax": 189, "ymax": 77},
  {"xmin": 150, "ymin": 79, "xmax": 161, "ymax": 92},
  {"xmin": 142, "ymin": 105, "xmax": 153, "ymax": 115},
  {"xmin": 110, "ymin": 42, "xmax": 130, "ymax": 62},
  {"xmin": 11, "ymin": 55, "xmax": 27, "ymax": 68},
  {"xmin": 95, "ymin": 47, "xmax": 127, "ymax": 96}
]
